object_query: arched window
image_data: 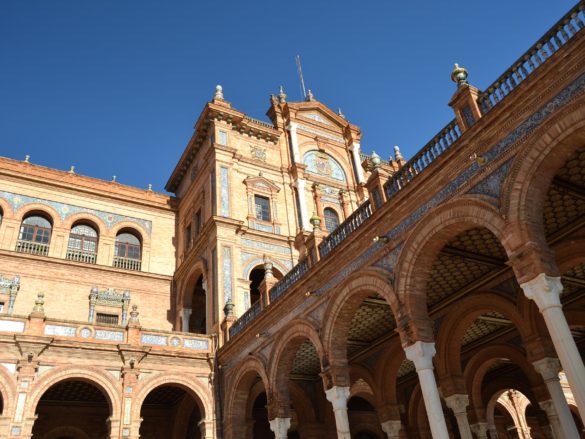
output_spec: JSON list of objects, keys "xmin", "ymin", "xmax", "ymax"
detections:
[
  {"xmin": 113, "ymin": 231, "xmax": 142, "ymax": 271},
  {"xmin": 67, "ymin": 223, "xmax": 98, "ymax": 264},
  {"xmin": 16, "ymin": 213, "xmax": 52, "ymax": 256},
  {"xmin": 324, "ymin": 207, "xmax": 340, "ymax": 232}
]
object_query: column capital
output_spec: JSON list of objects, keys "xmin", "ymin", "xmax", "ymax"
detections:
[
  {"xmin": 325, "ymin": 386, "xmax": 350, "ymax": 410},
  {"xmin": 532, "ymin": 357, "xmax": 561, "ymax": 382},
  {"xmin": 350, "ymin": 142, "xmax": 361, "ymax": 152},
  {"xmin": 380, "ymin": 420, "xmax": 402, "ymax": 438},
  {"xmin": 444, "ymin": 393, "xmax": 469, "ymax": 415},
  {"xmin": 404, "ymin": 341, "xmax": 436, "ymax": 371},
  {"xmin": 287, "ymin": 122, "xmax": 298, "ymax": 131},
  {"xmin": 269, "ymin": 417, "xmax": 291, "ymax": 439},
  {"xmin": 538, "ymin": 399, "xmax": 556, "ymax": 416},
  {"xmin": 294, "ymin": 178, "xmax": 306, "ymax": 189},
  {"xmin": 520, "ymin": 273, "xmax": 562, "ymax": 311},
  {"xmin": 470, "ymin": 422, "xmax": 489, "ymax": 439}
]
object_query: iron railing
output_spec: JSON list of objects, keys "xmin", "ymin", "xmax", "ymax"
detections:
[
  {"xmin": 229, "ymin": 301, "xmax": 262, "ymax": 339},
  {"xmin": 269, "ymin": 259, "xmax": 310, "ymax": 304}
]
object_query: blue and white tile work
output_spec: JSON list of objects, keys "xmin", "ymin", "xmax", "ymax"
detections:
[
  {"xmin": 0, "ymin": 191, "xmax": 152, "ymax": 236},
  {"xmin": 222, "ymin": 246, "xmax": 233, "ymax": 303},
  {"xmin": 220, "ymin": 166, "xmax": 230, "ymax": 217}
]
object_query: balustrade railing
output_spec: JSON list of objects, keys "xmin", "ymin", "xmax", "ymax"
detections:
[
  {"xmin": 384, "ymin": 120, "xmax": 461, "ymax": 200},
  {"xmin": 269, "ymin": 258, "xmax": 310, "ymax": 303},
  {"xmin": 318, "ymin": 200, "xmax": 373, "ymax": 259},
  {"xmin": 15, "ymin": 240, "xmax": 49, "ymax": 256},
  {"xmin": 229, "ymin": 301, "xmax": 262, "ymax": 338},
  {"xmin": 66, "ymin": 249, "xmax": 97, "ymax": 264},
  {"xmin": 244, "ymin": 116, "xmax": 275, "ymax": 129},
  {"xmin": 478, "ymin": 2, "xmax": 585, "ymax": 114},
  {"xmin": 113, "ymin": 256, "xmax": 142, "ymax": 271}
]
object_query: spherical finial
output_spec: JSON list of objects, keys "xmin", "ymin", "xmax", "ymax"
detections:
[
  {"xmin": 451, "ymin": 63, "xmax": 469, "ymax": 88},
  {"xmin": 214, "ymin": 84, "xmax": 224, "ymax": 100},
  {"xmin": 371, "ymin": 151, "xmax": 381, "ymax": 169},
  {"xmin": 310, "ymin": 211, "xmax": 321, "ymax": 230},
  {"xmin": 223, "ymin": 299, "xmax": 235, "ymax": 317},
  {"xmin": 278, "ymin": 85, "xmax": 287, "ymax": 103}
]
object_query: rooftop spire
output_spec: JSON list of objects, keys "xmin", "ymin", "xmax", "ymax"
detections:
[{"xmin": 278, "ymin": 85, "xmax": 287, "ymax": 103}]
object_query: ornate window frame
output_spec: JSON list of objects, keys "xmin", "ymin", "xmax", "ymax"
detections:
[{"xmin": 243, "ymin": 176, "xmax": 281, "ymax": 234}]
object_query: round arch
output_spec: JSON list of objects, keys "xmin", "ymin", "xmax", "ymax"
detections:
[
  {"xmin": 42, "ymin": 425, "xmax": 92, "ymax": 439},
  {"xmin": 375, "ymin": 341, "xmax": 406, "ymax": 408},
  {"xmin": 0, "ymin": 365, "xmax": 17, "ymax": 418},
  {"xmin": 435, "ymin": 292, "xmax": 534, "ymax": 379},
  {"xmin": 62, "ymin": 212, "xmax": 108, "ymax": 237},
  {"xmin": 14, "ymin": 203, "xmax": 62, "ymax": 227},
  {"xmin": 394, "ymin": 198, "xmax": 508, "ymax": 327},
  {"xmin": 132, "ymin": 372, "xmax": 213, "ymax": 422},
  {"xmin": 242, "ymin": 257, "xmax": 288, "ymax": 280},
  {"xmin": 176, "ymin": 258, "xmax": 208, "ymax": 309},
  {"xmin": 110, "ymin": 220, "xmax": 150, "ymax": 247},
  {"xmin": 321, "ymin": 270, "xmax": 397, "ymax": 369},
  {"xmin": 23, "ymin": 366, "xmax": 121, "ymax": 437},
  {"xmin": 268, "ymin": 319, "xmax": 324, "ymax": 405},
  {"xmin": 0, "ymin": 197, "xmax": 14, "ymax": 220},
  {"xmin": 301, "ymin": 148, "xmax": 348, "ymax": 183}
]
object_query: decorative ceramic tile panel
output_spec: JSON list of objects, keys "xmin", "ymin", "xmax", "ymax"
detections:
[
  {"xmin": 220, "ymin": 166, "xmax": 230, "ymax": 217},
  {"xmin": 0, "ymin": 191, "xmax": 152, "ymax": 236},
  {"xmin": 95, "ymin": 330, "xmax": 124, "ymax": 341},
  {"xmin": 140, "ymin": 334, "xmax": 168, "ymax": 346},
  {"xmin": 0, "ymin": 320, "xmax": 24, "ymax": 332},
  {"xmin": 223, "ymin": 246, "xmax": 233, "ymax": 302},
  {"xmin": 241, "ymin": 239, "xmax": 291, "ymax": 255},
  {"xmin": 297, "ymin": 124, "xmax": 344, "ymax": 143},
  {"xmin": 44, "ymin": 325, "xmax": 77, "ymax": 337},
  {"xmin": 303, "ymin": 151, "xmax": 347, "ymax": 182},
  {"xmin": 183, "ymin": 338, "xmax": 209, "ymax": 350}
]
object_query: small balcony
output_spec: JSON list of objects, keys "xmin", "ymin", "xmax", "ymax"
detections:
[
  {"xmin": 66, "ymin": 249, "xmax": 97, "ymax": 264},
  {"xmin": 113, "ymin": 256, "xmax": 141, "ymax": 271},
  {"xmin": 15, "ymin": 240, "xmax": 49, "ymax": 256}
]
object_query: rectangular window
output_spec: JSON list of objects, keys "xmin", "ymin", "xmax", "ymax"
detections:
[
  {"xmin": 254, "ymin": 195, "xmax": 271, "ymax": 221},
  {"xmin": 185, "ymin": 224, "xmax": 192, "ymax": 250},
  {"xmin": 96, "ymin": 313, "xmax": 119, "ymax": 325},
  {"xmin": 218, "ymin": 130, "xmax": 228, "ymax": 145}
]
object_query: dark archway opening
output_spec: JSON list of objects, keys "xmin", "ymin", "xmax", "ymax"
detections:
[
  {"xmin": 140, "ymin": 385, "xmax": 202, "ymax": 439},
  {"xmin": 249, "ymin": 267, "xmax": 283, "ymax": 307},
  {"xmin": 252, "ymin": 392, "xmax": 271, "ymax": 439},
  {"xmin": 189, "ymin": 275, "xmax": 206, "ymax": 333},
  {"xmin": 32, "ymin": 380, "xmax": 110, "ymax": 439}
]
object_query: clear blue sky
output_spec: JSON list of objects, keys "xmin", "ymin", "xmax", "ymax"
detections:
[{"xmin": 0, "ymin": 0, "xmax": 577, "ymax": 193}]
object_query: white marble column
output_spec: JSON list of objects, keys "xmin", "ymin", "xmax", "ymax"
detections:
[
  {"xmin": 381, "ymin": 420, "xmax": 402, "ymax": 439},
  {"xmin": 470, "ymin": 422, "xmax": 489, "ymax": 439},
  {"xmin": 325, "ymin": 386, "xmax": 351, "ymax": 439},
  {"xmin": 269, "ymin": 417, "xmax": 291, "ymax": 439},
  {"xmin": 444, "ymin": 394, "xmax": 473, "ymax": 439},
  {"xmin": 181, "ymin": 308, "xmax": 192, "ymax": 332},
  {"xmin": 521, "ymin": 274, "xmax": 585, "ymax": 422},
  {"xmin": 350, "ymin": 142, "xmax": 365, "ymax": 184},
  {"xmin": 533, "ymin": 357, "xmax": 580, "ymax": 439},
  {"xmin": 287, "ymin": 122, "xmax": 300, "ymax": 163},
  {"xmin": 404, "ymin": 342, "xmax": 449, "ymax": 439},
  {"xmin": 294, "ymin": 179, "xmax": 310, "ymax": 231}
]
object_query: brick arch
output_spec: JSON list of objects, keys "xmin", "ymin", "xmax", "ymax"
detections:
[
  {"xmin": 349, "ymin": 364, "xmax": 377, "ymax": 405},
  {"xmin": 177, "ymin": 258, "xmax": 208, "ymax": 310},
  {"xmin": 14, "ymin": 202, "xmax": 62, "ymax": 227},
  {"xmin": 435, "ymin": 292, "xmax": 534, "ymax": 380},
  {"xmin": 0, "ymin": 196, "xmax": 14, "ymax": 219},
  {"xmin": 43, "ymin": 426, "xmax": 91, "ymax": 439},
  {"xmin": 504, "ymin": 96, "xmax": 585, "ymax": 253},
  {"xmin": 289, "ymin": 381, "xmax": 317, "ymax": 423},
  {"xmin": 242, "ymin": 257, "xmax": 288, "ymax": 280},
  {"xmin": 132, "ymin": 372, "xmax": 213, "ymax": 422},
  {"xmin": 394, "ymin": 198, "xmax": 508, "ymax": 337},
  {"xmin": 110, "ymin": 220, "xmax": 150, "ymax": 246},
  {"xmin": 23, "ymin": 366, "xmax": 122, "ymax": 432},
  {"xmin": 375, "ymin": 340, "xmax": 406, "ymax": 407},
  {"xmin": 61, "ymin": 212, "xmax": 109, "ymax": 237},
  {"xmin": 463, "ymin": 344, "xmax": 543, "ymax": 417},
  {"xmin": 224, "ymin": 355, "xmax": 269, "ymax": 439},
  {"xmin": 267, "ymin": 319, "xmax": 324, "ymax": 407},
  {"xmin": 0, "ymin": 365, "xmax": 17, "ymax": 418},
  {"xmin": 321, "ymin": 270, "xmax": 397, "ymax": 370},
  {"xmin": 554, "ymin": 238, "xmax": 585, "ymax": 273}
]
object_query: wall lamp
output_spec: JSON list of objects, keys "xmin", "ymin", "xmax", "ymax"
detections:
[
  {"xmin": 256, "ymin": 332, "xmax": 270, "ymax": 338},
  {"xmin": 373, "ymin": 235, "xmax": 390, "ymax": 244}
]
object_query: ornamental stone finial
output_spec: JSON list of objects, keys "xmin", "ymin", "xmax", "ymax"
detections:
[
  {"xmin": 223, "ymin": 299, "xmax": 234, "ymax": 317},
  {"xmin": 337, "ymin": 108, "xmax": 346, "ymax": 119},
  {"xmin": 310, "ymin": 211, "xmax": 321, "ymax": 230},
  {"xmin": 278, "ymin": 85, "xmax": 287, "ymax": 103},
  {"xmin": 129, "ymin": 304, "xmax": 140, "ymax": 323},
  {"xmin": 394, "ymin": 145, "xmax": 404, "ymax": 161},
  {"xmin": 33, "ymin": 292, "xmax": 45, "ymax": 313},
  {"xmin": 371, "ymin": 151, "xmax": 381, "ymax": 170},
  {"xmin": 451, "ymin": 63, "xmax": 469, "ymax": 88},
  {"xmin": 214, "ymin": 84, "xmax": 224, "ymax": 100},
  {"xmin": 69, "ymin": 166, "xmax": 75, "ymax": 174},
  {"xmin": 24, "ymin": 155, "xmax": 30, "ymax": 163},
  {"xmin": 306, "ymin": 89, "xmax": 315, "ymax": 102}
]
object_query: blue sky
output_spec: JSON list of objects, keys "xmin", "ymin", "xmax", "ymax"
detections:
[{"xmin": 0, "ymin": 0, "xmax": 577, "ymax": 192}]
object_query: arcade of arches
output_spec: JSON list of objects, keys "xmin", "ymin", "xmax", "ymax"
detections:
[{"xmin": 218, "ymin": 68, "xmax": 585, "ymax": 439}]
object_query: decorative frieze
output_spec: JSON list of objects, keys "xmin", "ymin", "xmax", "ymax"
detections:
[
  {"xmin": 0, "ymin": 274, "xmax": 20, "ymax": 314},
  {"xmin": 89, "ymin": 287, "xmax": 131, "ymax": 325}
]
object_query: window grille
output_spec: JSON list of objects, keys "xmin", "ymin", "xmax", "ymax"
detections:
[{"xmin": 324, "ymin": 208, "xmax": 340, "ymax": 232}]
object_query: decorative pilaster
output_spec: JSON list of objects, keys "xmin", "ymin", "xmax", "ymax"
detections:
[
  {"xmin": 294, "ymin": 179, "xmax": 310, "ymax": 231},
  {"xmin": 444, "ymin": 394, "xmax": 473, "ymax": 439},
  {"xmin": 521, "ymin": 274, "xmax": 585, "ymax": 422},
  {"xmin": 288, "ymin": 122, "xmax": 300, "ymax": 163},
  {"xmin": 404, "ymin": 342, "xmax": 449, "ymax": 439},
  {"xmin": 350, "ymin": 142, "xmax": 365, "ymax": 184},
  {"xmin": 380, "ymin": 420, "xmax": 402, "ymax": 439},
  {"xmin": 533, "ymin": 357, "xmax": 580, "ymax": 439},
  {"xmin": 269, "ymin": 417, "xmax": 291, "ymax": 439},
  {"xmin": 325, "ymin": 386, "xmax": 351, "ymax": 439}
]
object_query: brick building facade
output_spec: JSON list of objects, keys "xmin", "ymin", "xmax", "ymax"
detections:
[{"xmin": 1, "ymin": 2, "xmax": 585, "ymax": 439}]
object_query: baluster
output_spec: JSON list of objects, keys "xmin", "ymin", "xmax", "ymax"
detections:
[
  {"xmin": 572, "ymin": 12, "xmax": 584, "ymax": 29},
  {"xmin": 559, "ymin": 26, "xmax": 570, "ymax": 41},
  {"xmin": 567, "ymin": 18, "xmax": 578, "ymax": 34}
]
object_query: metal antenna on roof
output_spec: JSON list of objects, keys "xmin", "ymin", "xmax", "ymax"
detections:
[{"xmin": 296, "ymin": 55, "xmax": 307, "ymax": 100}]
